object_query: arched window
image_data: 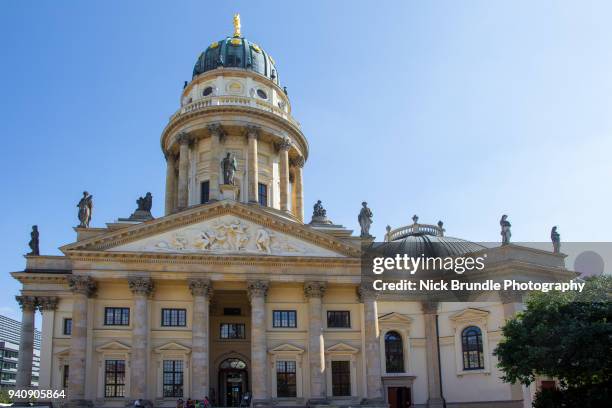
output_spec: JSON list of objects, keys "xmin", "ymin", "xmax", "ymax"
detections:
[
  {"xmin": 461, "ymin": 326, "xmax": 484, "ymax": 370},
  {"xmin": 384, "ymin": 331, "xmax": 404, "ymax": 373}
]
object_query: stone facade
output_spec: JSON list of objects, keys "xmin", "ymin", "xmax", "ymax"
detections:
[{"xmin": 10, "ymin": 17, "xmax": 576, "ymax": 408}]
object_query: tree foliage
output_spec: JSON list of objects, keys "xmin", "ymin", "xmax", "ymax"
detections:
[{"xmin": 494, "ymin": 276, "xmax": 612, "ymax": 407}]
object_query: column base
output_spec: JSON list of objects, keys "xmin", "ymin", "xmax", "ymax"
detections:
[
  {"xmin": 252, "ymin": 398, "xmax": 272, "ymax": 408},
  {"xmin": 124, "ymin": 399, "xmax": 154, "ymax": 408},
  {"xmin": 361, "ymin": 397, "xmax": 388, "ymax": 407},
  {"xmin": 307, "ymin": 398, "xmax": 330, "ymax": 407},
  {"xmin": 426, "ymin": 397, "xmax": 445, "ymax": 408},
  {"xmin": 64, "ymin": 399, "xmax": 94, "ymax": 408}
]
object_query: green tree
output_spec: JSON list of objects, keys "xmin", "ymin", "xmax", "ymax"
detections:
[{"xmin": 494, "ymin": 276, "xmax": 612, "ymax": 408}]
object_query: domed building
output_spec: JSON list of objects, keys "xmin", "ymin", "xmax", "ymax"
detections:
[{"xmin": 11, "ymin": 16, "xmax": 575, "ymax": 408}]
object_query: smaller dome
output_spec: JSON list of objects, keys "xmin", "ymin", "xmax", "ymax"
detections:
[
  {"xmin": 192, "ymin": 15, "xmax": 279, "ymax": 84},
  {"xmin": 382, "ymin": 216, "xmax": 485, "ymax": 258}
]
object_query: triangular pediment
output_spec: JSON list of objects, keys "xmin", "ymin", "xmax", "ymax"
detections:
[
  {"xmin": 61, "ymin": 200, "xmax": 360, "ymax": 258},
  {"xmin": 379, "ymin": 312, "xmax": 413, "ymax": 326},
  {"xmin": 96, "ymin": 341, "xmax": 131, "ymax": 352},
  {"xmin": 326, "ymin": 342, "xmax": 359, "ymax": 354},
  {"xmin": 269, "ymin": 343, "xmax": 305, "ymax": 354},
  {"xmin": 154, "ymin": 342, "xmax": 191, "ymax": 353},
  {"xmin": 449, "ymin": 308, "xmax": 490, "ymax": 324}
]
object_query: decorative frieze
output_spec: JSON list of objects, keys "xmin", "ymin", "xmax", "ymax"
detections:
[
  {"xmin": 68, "ymin": 276, "xmax": 97, "ymax": 297},
  {"xmin": 128, "ymin": 277, "xmax": 154, "ymax": 296},
  {"xmin": 247, "ymin": 280, "xmax": 269, "ymax": 299},
  {"xmin": 304, "ymin": 281, "xmax": 326, "ymax": 298},
  {"xmin": 188, "ymin": 278, "xmax": 213, "ymax": 297}
]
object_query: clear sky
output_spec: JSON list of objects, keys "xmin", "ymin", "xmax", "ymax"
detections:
[{"xmin": 1, "ymin": 1, "xmax": 611, "ymax": 324}]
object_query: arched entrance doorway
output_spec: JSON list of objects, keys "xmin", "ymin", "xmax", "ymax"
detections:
[{"xmin": 218, "ymin": 358, "xmax": 249, "ymax": 407}]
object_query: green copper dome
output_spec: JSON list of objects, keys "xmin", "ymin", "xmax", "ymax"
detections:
[{"xmin": 192, "ymin": 36, "xmax": 280, "ymax": 84}]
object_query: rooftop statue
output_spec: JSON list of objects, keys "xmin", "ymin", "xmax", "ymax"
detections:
[
  {"xmin": 221, "ymin": 153, "xmax": 238, "ymax": 185},
  {"xmin": 27, "ymin": 225, "xmax": 39, "ymax": 256},
  {"xmin": 551, "ymin": 226, "xmax": 561, "ymax": 253},
  {"xmin": 358, "ymin": 202, "xmax": 373, "ymax": 238},
  {"xmin": 313, "ymin": 200, "xmax": 326, "ymax": 218},
  {"xmin": 137, "ymin": 192, "xmax": 153, "ymax": 212},
  {"xmin": 77, "ymin": 191, "xmax": 93, "ymax": 228},
  {"xmin": 124, "ymin": 192, "xmax": 154, "ymax": 221},
  {"xmin": 233, "ymin": 13, "xmax": 241, "ymax": 37},
  {"xmin": 500, "ymin": 214, "xmax": 511, "ymax": 245}
]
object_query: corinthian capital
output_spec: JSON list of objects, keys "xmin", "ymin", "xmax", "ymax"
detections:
[
  {"xmin": 247, "ymin": 280, "xmax": 269, "ymax": 300},
  {"xmin": 15, "ymin": 296, "xmax": 37, "ymax": 311},
  {"xmin": 207, "ymin": 123, "xmax": 225, "ymax": 138},
  {"xmin": 128, "ymin": 277, "xmax": 154, "ymax": 297},
  {"xmin": 304, "ymin": 281, "xmax": 326, "ymax": 298},
  {"xmin": 245, "ymin": 125, "xmax": 261, "ymax": 140},
  {"xmin": 68, "ymin": 276, "xmax": 97, "ymax": 297},
  {"xmin": 277, "ymin": 137, "xmax": 292, "ymax": 151},
  {"xmin": 188, "ymin": 278, "xmax": 213, "ymax": 297},
  {"xmin": 290, "ymin": 156, "xmax": 305, "ymax": 168},
  {"xmin": 357, "ymin": 285, "xmax": 379, "ymax": 302},
  {"xmin": 37, "ymin": 296, "xmax": 59, "ymax": 311},
  {"xmin": 176, "ymin": 132, "xmax": 193, "ymax": 146}
]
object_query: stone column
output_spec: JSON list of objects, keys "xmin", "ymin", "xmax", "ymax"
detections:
[
  {"xmin": 247, "ymin": 280, "xmax": 269, "ymax": 407},
  {"xmin": 37, "ymin": 297, "xmax": 59, "ymax": 389},
  {"xmin": 67, "ymin": 276, "xmax": 97, "ymax": 407},
  {"xmin": 15, "ymin": 296, "xmax": 37, "ymax": 390},
  {"xmin": 189, "ymin": 279, "xmax": 213, "ymax": 399},
  {"xmin": 165, "ymin": 154, "xmax": 177, "ymax": 215},
  {"xmin": 278, "ymin": 138, "xmax": 291, "ymax": 212},
  {"xmin": 208, "ymin": 123, "xmax": 223, "ymax": 201},
  {"xmin": 128, "ymin": 277, "xmax": 154, "ymax": 403},
  {"xmin": 247, "ymin": 126, "xmax": 260, "ymax": 204},
  {"xmin": 291, "ymin": 157, "xmax": 305, "ymax": 222},
  {"xmin": 421, "ymin": 301, "xmax": 445, "ymax": 408},
  {"xmin": 358, "ymin": 287, "xmax": 384, "ymax": 403},
  {"xmin": 304, "ymin": 282, "xmax": 327, "ymax": 403},
  {"xmin": 177, "ymin": 132, "xmax": 192, "ymax": 210}
]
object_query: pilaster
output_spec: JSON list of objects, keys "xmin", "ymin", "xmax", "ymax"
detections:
[
  {"xmin": 189, "ymin": 279, "xmax": 213, "ymax": 400},
  {"xmin": 247, "ymin": 126, "xmax": 260, "ymax": 204},
  {"xmin": 277, "ymin": 138, "xmax": 292, "ymax": 212},
  {"xmin": 128, "ymin": 277, "xmax": 154, "ymax": 403},
  {"xmin": 247, "ymin": 280, "xmax": 269, "ymax": 407},
  {"xmin": 304, "ymin": 282, "xmax": 327, "ymax": 403}
]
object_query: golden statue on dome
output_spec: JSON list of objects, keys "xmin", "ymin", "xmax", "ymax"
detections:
[{"xmin": 233, "ymin": 13, "xmax": 241, "ymax": 37}]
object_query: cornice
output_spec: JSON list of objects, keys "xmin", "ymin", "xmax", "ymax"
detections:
[{"xmin": 60, "ymin": 201, "xmax": 360, "ymax": 258}]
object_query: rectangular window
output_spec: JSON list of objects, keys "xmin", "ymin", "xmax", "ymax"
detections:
[
  {"xmin": 331, "ymin": 360, "xmax": 351, "ymax": 396},
  {"xmin": 63, "ymin": 318, "xmax": 72, "ymax": 335},
  {"xmin": 273, "ymin": 310, "xmax": 297, "ymax": 328},
  {"xmin": 224, "ymin": 307, "xmax": 241, "ymax": 316},
  {"xmin": 201, "ymin": 181, "xmax": 210, "ymax": 204},
  {"xmin": 163, "ymin": 360, "xmax": 184, "ymax": 398},
  {"xmin": 63, "ymin": 365, "xmax": 69, "ymax": 388},
  {"xmin": 104, "ymin": 307, "xmax": 130, "ymax": 326},
  {"xmin": 327, "ymin": 311, "xmax": 351, "ymax": 328},
  {"xmin": 220, "ymin": 323, "xmax": 246, "ymax": 339},
  {"xmin": 104, "ymin": 360, "xmax": 125, "ymax": 398},
  {"xmin": 161, "ymin": 309, "xmax": 187, "ymax": 327},
  {"xmin": 276, "ymin": 360, "xmax": 297, "ymax": 398},
  {"xmin": 258, "ymin": 183, "xmax": 268, "ymax": 207}
]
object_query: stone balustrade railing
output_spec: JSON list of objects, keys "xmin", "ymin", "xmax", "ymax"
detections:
[
  {"xmin": 387, "ymin": 223, "xmax": 444, "ymax": 241},
  {"xmin": 169, "ymin": 95, "xmax": 301, "ymax": 128}
]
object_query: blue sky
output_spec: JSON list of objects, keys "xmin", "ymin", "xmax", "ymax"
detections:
[{"xmin": 1, "ymin": 1, "xmax": 611, "ymax": 324}]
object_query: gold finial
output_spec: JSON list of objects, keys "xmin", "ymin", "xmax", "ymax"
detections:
[{"xmin": 233, "ymin": 13, "xmax": 241, "ymax": 37}]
